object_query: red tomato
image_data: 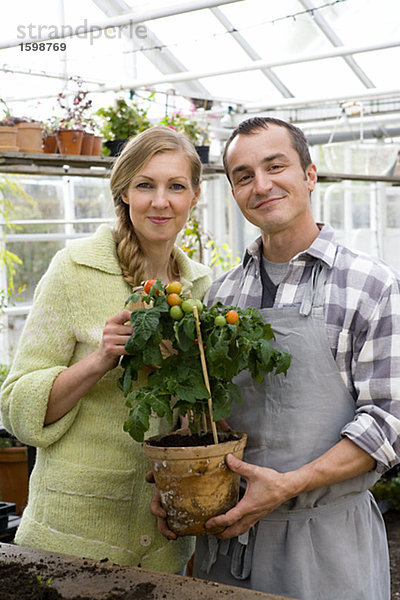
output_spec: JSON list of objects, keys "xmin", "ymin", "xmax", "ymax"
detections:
[{"xmin": 144, "ymin": 279, "xmax": 156, "ymax": 294}]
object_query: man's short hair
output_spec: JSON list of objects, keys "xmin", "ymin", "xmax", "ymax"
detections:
[{"xmin": 223, "ymin": 117, "xmax": 312, "ymax": 182}]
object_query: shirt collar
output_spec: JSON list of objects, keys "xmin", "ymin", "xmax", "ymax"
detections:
[{"xmin": 243, "ymin": 223, "xmax": 337, "ymax": 269}]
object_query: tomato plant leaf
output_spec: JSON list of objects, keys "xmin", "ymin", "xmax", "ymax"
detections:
[
  {"xmin": 123, "ymin": 397, "xmax": 151, "ymax": 442},
  {"xmin": 126, "ymin": 309, "xmax": 161, "ymax": 352},
  {"xmin": 143, "ymin": 343, "xmax": 163, "ymax": 366},
  {"xmin": 125, "ymin": 292, "xmax": 141, "ymax": 306},
  {"xmin": 274, "ymin": 351, "xmax": 292, "ymax": 375}
]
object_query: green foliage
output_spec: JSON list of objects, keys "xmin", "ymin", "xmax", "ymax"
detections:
[
  {"xmin": 158, "ymin": 112, "xmax": 208, "ymax": 145},
  {"xmin": 371, "ymin": 467, "xmax": 400, "ymax": 511},
  {"xmin": 179, "ymin": 210, "xmax": 241, "ymax": 272},
  {"xmin": 120, "ymin": 281, "xmax": 291, "ymax": 442},
  {"xmin": 95, "ymin": 98, "xmax": 151, "ymax": 141},
  {"xmin": 0, "ymin": 178, "xmax": 27, "ymax": 290}
]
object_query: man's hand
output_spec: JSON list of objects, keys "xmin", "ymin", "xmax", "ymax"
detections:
[
  {"xmin": 145, "ymin": 471, "xmax": 177, "ymax": 540},
  {"xmin": 204, "ymin": 454, "xmax": 293, "ymax": 539},
  {"xmin": 204, "ymin": 439, "xmax": 376, "ymax": 539}
]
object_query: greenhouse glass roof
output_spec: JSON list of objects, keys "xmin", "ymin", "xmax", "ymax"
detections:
[{"xmin": 1, "ymin": 0, "xmax": 399, "ymax": 136}]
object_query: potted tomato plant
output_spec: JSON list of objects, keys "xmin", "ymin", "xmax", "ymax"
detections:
[{"xmin": 120, "ymin": 280, "xmax": 291, "ymax": 536}]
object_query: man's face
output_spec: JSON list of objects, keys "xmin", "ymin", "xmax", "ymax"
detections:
[{"xmin": 226, "ymin": 126, "xmax": 317, "ymax": 237}]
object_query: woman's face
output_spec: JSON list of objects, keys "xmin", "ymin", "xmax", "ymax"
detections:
[{"xmin": 122, "ymin": 150, "xmax": 200, "ymax": 248}]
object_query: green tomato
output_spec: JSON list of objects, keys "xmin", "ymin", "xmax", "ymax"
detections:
[
  {"xmin": 181, "ymin": 299, "xmax": 196, "ymax": 314},
  {"xmin": 193, "ymin": 299, "xmax": 204, "ymax": 313},
  {"xmin": 181, "ymin": 298, "xmax": 204, "ymax": 314},
  {"xmin": 214, "ymin": 315, "xmax": 227, "ymax": 327},
  {"xmin": 170, "ymin": 305, "xmax": 184, "ymax": 320}
]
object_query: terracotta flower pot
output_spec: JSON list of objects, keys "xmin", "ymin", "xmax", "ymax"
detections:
[
  {"xmin": 91, "ymin": 135, "xmax": 103, "ymax": 156},
  {"xmin": 0, "ymin": 447, "xmax": 29, "ymax": 515},
  {"xmin": 0, "ymin": 126, "xmax": 19, "ymax": 152},
  {"xmin": 56, "ymin": 129, "xmax": 83, "ymax": 155},
  {"xmin": 80, "ymin": 131, "xmax": 94, "ymax": 155},
  {"xmin": 16, "ymin": 122, "xmax": 43, "ymax": 153},
  {"xmin": 43, "ymin": 134, "xmax": 57, "ymax": 154},
  {"xmin": 143, "ymin": 430, "xmax": 247, "ymax": 536}
]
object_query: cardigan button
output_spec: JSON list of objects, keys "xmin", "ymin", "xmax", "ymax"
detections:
[{"xmin": 140, "ymin": 535, "xmax": 152, "ymax": 547}]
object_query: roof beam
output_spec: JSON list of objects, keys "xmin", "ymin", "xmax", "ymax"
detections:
[
  {"xmin": 210, "ymin": 6, "xmax": 294, "ymax": 98},
  {"xmin": 298, "ymin": 0, "xmax": 375, "ymax": 88},
  {"xmin": 90, "ymin": 0, "xmax": 211, "ymax": 101},
  {"xmin": 70, "ymin": 38, "xmax": 400, "ymax": 94}
]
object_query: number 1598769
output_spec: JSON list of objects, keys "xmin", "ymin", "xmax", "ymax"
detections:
[{"xmin": 20, "ymin": 42, "xmax": 66, "ymax": 51}]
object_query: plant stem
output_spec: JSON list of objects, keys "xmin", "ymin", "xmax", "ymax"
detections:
[
  {"xmin": 193, "ymin": 306, "xmax": 218, "ymax": 444},
  {"xmin": 201, "ymin": 412, "xmax": 208, "ymax": 434}
]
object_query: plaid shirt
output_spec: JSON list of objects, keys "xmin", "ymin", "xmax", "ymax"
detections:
[{"xmin": 205, "ymin": 223, "xmax": 400, "ymax": 473}]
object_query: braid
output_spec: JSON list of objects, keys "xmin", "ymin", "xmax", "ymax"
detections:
[
  {"xmin": 114, "ymin": 204, "xmax": 146, "ymax": 288},
  {"xmin": 114, "ymin": 204, "xmax": 179, "ymax": 288}
]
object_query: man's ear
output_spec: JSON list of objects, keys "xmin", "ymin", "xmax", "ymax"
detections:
[{"xmin": 306, "ymin": 163, "xmax": 317, "ymax": 192}]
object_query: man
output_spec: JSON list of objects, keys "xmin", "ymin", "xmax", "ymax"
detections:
[{"xmin": 151, "ymin": 117, "xmax": 400, "ymax": 600}]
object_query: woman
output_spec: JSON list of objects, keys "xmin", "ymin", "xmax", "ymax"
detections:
[{"xmin": 0, "ymin": 127, "xmax": 211, "ymax": 572}]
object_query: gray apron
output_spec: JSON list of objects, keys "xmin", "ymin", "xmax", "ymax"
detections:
[{"xmin": 194, "ymin": 263, "xmax": 390, "ymax": 600}]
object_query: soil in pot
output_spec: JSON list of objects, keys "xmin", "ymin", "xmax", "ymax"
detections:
[{"xmin": 143, "ymin": 430, "xmax": 247, "ymax": 537}]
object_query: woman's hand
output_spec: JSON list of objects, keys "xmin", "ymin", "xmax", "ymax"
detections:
[
  {"xmin": 45, "ymin": 310, "xmax": 133, "ymax": 425},
  {"xmin": 94, "ymin": 310, "xmax": 133, "ymax": 373},
  {"xmin": 146, "ymin": 471, "xmax": 178, "ymax": 540}
]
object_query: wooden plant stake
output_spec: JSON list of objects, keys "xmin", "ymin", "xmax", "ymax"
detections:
[{"xmin": 193, "ymin": 306, "xmax": 219, "ymax": 445}]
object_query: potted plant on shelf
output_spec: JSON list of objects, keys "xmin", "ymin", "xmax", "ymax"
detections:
[
  {"xmin": 0, "ymin": 100, "xmax": 18, "ymax": 152},
  {"xmin": 158, "ymin": 112, "xmax": 210, "ymax": 163},
  {"xmin": 55, "ymin": 84, "xmax": 94, "ymax": 155},
  {"xmin": 95, "ymin": 98, "xmax": 151, "ymax": 156},
  {"xmin": 0, "ymin": 99, "xmax": 44, "ymax": 154},
  {"xmin": 120, "ymin": 279, "xmax": 291, "ymax": 536}
]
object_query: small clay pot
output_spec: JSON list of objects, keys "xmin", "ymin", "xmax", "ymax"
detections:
[
  {"xmin": 80, "ymin": 132, "xmax": 94, "ymax": 155},
  {"xmin": 43, "ymin": 134, "xmax": 57, "ymax": 153},
  {"xmin": 56, "ymin": 129, "xmax": 83, "ymax": 155},
  {"xmin": 91, "ymin": 135, "xmax": 103, "ymax": 156},
  {"xmin": 0, "ymin": 126, "xmax": 18, "ymax": 151},
  {"xmin": 143, "ymin": 430, "xmax": 247, "ymax": 536},
  {"xmin": 16, "ymin": 122, "xmax": 43, "ymax": 153}
]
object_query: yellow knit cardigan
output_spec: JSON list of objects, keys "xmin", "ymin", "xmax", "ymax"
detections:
[{"xmin": 1, "ymin": 224, "xmax": 211, "ymax": 571}]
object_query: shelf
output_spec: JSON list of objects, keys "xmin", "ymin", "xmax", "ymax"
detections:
[
  {"xmin": 0, "ymin": 151, "xmax": 113, "ymax": 178},
  {"xmin": 0, "ymin": 151, "xmax": 399, "ymax": 184}
]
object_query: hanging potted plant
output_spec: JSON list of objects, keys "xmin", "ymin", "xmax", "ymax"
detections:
[
  {"xmin": 120, "ymin": 280, "xmax": 291, "ymax": 536},
  {"xmin": 95, "ymin": 98, "xmax": 151, "ymax": 156}
]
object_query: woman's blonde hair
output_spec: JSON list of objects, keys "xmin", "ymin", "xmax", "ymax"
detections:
[{"xmin": 110, "ymin": 126, "xmax": 202, "ymax": 288}]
